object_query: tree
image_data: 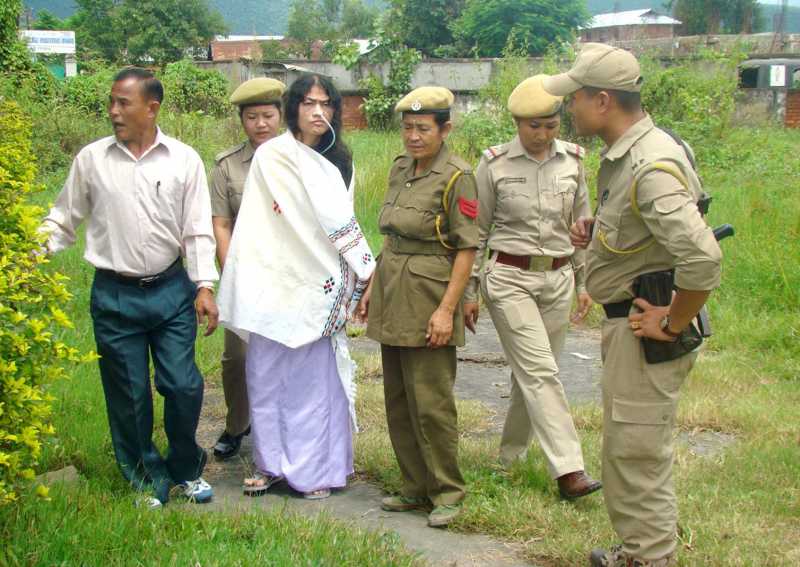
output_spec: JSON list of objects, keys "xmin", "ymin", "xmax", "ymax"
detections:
[
  {"xmin": 117, "ymin": 0, "xmax": 227, "ymax": 66},
  {"xmin": 65, "ymin": 0, "xmax": 226, "ymax": 66},
  {"xmin": 341, "ymin": 0, "xmax": 379, "ymax": 38},
  {"xmin": 452, "ymin": 0, "xmax": 588, "ymax": 58},
  {"xmin": 287, "ymin": 0, "xmax": 335, "ymax": 57},
  {"xmin": 386, "ymin": 0, "xmax": 466, "ymax": 57},
  {"xmin": 667, "ymin": 0, "xmax": 763, "ymax": 35},
  {"xmin": 32, "ymin": 9, "xmax": 66, "ymax": 30}
]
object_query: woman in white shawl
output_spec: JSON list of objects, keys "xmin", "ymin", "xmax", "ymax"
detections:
[{"xmin": 217, "ymin": 74, "xmax": 375, "ymax": 499}]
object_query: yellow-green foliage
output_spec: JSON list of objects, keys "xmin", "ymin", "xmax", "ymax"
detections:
[{"xmin": 0, "ymin": 100, "xmax": 95, "ymax": 504}]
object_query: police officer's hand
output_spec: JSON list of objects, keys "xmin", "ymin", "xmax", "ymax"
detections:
[
  {"xmin": 195, "ymin": 287, "xmax": 219, "ymax": 337},
  {"xmin": 628, "ymin": 298, "xmax": 674, "ymax": 342},
  {"xmin": 427, "ymin": 307, "xmax": 454, "ymax": 348},
  {"xmin": 463, "ymin": 302, "xmax": 479, "ymax": 334},
  {"xmin": 571, "ymin": 292, "xmax": 593, "ymax": 323},
  {"xmin": 570, "ymin": 216, "xmax": 595, "ymax": 249}
]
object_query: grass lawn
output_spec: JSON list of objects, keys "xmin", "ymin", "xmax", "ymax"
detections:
[{"xmin": 1, "ymin": 118, "xmax": 798, "ymax": 566}]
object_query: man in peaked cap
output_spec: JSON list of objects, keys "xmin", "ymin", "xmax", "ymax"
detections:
[
  {"xmin": 464, "ymin": 74, "xmax": 601, "ymax": 501},
  {"xmin": 209, "ymin": 77, "xmax": 286, "ymax": 460},
  {"xmin": 544, "ymin": 44, "xmax": 722, "ymax": 566}
]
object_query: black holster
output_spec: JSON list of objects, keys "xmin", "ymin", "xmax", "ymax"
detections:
[{"xmin": 634, "ymin": 271, "xmax": 703, "ymax": 364}]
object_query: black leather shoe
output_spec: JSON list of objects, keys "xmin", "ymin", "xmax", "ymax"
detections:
[{"xmin": 213, "ymin": 426, "xmax": 250, "ymax": 460}]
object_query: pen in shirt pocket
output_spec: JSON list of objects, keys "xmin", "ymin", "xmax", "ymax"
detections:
[{"xmin": 156, "ymin": 180, "xmax": 160, "ymax": 196}]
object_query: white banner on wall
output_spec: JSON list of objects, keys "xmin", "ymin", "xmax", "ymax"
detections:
[{"xmin": 20, "ymin": 30, "xmax": 76, "ymax": 54}]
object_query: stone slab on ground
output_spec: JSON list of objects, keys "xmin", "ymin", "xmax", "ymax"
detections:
[{"xmin": 36, "ymin": 465, "xmax": 81, "ymax": 486}]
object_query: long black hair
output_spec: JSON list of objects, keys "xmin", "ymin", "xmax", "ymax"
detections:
[{"xmin": 284, "ymin": 73, "xmax": 353, "ymax": 187}]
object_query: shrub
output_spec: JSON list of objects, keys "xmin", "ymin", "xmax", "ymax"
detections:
[
  {"xmin": 160, "ymin": 59, "xmax": 230, "ymax": 117},
  {"xmin": 61, "ymin": 62, "xmax": 116, "ymax": 116},
  {"xmin": 0, "ymin": 100, "xmax": 95, "ymax": 504}
]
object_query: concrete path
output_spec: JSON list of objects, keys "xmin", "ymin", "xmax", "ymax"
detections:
[{"xmin": 195, "ymin": 317, "xmax": 604, "ymax": 567}]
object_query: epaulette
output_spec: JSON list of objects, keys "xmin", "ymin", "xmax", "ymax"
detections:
[
  {"xmin": 482, "ymin": 144, "xmax": 507, "ymax": 162},
  {"xmin": 562, "ymin": 141, "xmax": 586, "ymax": 160},
  {"xmin": 214, "ymin": 142, "xmax": 247, "ymax": 164}
]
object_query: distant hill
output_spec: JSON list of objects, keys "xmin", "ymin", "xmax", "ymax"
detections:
[{"xmin": 21, "ymin": 0, "xmax": 800, "ymax": 35}]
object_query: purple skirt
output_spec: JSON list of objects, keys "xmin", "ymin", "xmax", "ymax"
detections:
[{"xmin": 246, "ymin": 333, "xmax": 353, "ymax": 492}]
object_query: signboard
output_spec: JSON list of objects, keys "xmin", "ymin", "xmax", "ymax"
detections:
[
  {"xmin": 19, "ymin": 30, "xmax": 76, "ymax": 55},
  {"xmin": 770, "ymin": 64, "xmax": 786, "ymax": 88}
]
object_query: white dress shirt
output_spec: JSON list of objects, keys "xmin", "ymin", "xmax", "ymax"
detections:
[{"xmin": 41, "ymin": 128, "xmax": 218, "ymax": 287}]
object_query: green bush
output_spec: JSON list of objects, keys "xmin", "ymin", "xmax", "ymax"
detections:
[
  {"xmin": 0, "ymin": 100, "xmax": 95, "ymax": 504},
  {"xmin": 640, "ymin": 50, "xmax": 744, "ymax": 167},
  {"xmin": 160, "ymin": 59, "xmax": 230, "ymax": 117},
  {"xmin": 61, "ymin": 62, "xmax": 116, "ymax": 117}
]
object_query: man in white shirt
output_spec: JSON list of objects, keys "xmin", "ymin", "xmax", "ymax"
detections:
[{"xmin": 41, "ymin": 67, "xmax": 219, "ymax": 508}]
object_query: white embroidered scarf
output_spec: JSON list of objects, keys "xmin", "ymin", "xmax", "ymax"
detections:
[{"xmin": 217, "ymin": 131, "xmax": 375, "ymax": 428}]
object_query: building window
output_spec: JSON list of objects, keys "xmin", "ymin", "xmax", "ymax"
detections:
[{"xmin": 739, "ymin": 67, "xmax": 759, "ymax": 89}]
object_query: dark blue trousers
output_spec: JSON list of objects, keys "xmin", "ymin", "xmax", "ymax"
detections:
[{"xmin": 90, "ymin": 267, "xmax": 206, "ymax": 503}]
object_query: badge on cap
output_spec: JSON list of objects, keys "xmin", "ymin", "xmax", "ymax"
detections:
[{"xmin": 411, "ymin": 100, "xmax": 422, "ymax": 111}]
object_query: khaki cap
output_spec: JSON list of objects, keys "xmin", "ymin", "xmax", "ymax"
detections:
[
  {"xmin": 395, "ymin": 86, "xmax": 454, "ymax": 113},
  {"xmin": 542, "ymin": 43, "xmax": 642, "ymax": 96},
  {"xmin": 229, "ymin": 77, "xmax": 286, "ymax": 106},
  {"xmin": 507, "ymin": 74, "xmax": 563, "ymax": 118}
]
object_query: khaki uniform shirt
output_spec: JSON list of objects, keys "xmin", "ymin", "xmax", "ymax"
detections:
[
  {"xmin": 210, "ymin": 141, "xmax": 255, "ymax": 221},
  {"xmin": 466, "ymin": 137, "xmax": 591, "ymax": 302},
  {"xmin": 587, "ymin": 115, "xmax": 722, "ymax": 304},
  {"xmin": 366, "ymin": 144, "xmax": 480, "ymax": 347}
]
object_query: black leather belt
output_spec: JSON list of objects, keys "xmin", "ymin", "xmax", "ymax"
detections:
[
  {"xmin": 97, "ymin": 258, "xmax": 183, "ymax": 288},
  {"xmin": 602, "ymin": 299, "xmax": 633, "ymax": 319}
]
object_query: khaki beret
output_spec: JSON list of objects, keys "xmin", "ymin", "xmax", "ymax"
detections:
[
  {"xmin": 395, "ymin": 86, "xmax": 454, "ymax": 114},
  {"xmin": 229, "ymin": 77, "xmax": 286, "ymax": 107},
  {"xmin": 542, "ymin": 43, "xmax": 642, "ymax": 96},
  {"xmin": 507, "ymin": 74, "xmax": 563, "ymax": 118}
]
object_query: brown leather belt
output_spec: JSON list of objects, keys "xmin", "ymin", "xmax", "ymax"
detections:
[{"xmin": 495, "ymin": 252, "xmax": 569, "ymax": 272}]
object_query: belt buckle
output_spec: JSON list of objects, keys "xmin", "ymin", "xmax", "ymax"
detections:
[
  {"xmin": 528, "ymin": 256, "xmax": 552, "ymax": 271},
  {"xmin": 138, "ymin": 275, "xmax": 160, "ymax": 288}
]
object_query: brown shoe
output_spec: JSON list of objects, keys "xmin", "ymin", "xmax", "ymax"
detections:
[{"xmin": 557, "ymin": 470, "xmax": 602, "ymax": 500}]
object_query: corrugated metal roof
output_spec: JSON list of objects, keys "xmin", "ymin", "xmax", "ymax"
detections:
[{"xmin": 586, "ymin": 9, "xmax": 681, "ymax": 29}]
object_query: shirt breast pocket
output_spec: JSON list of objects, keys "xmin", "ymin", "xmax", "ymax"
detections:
[
  {"xmin": 151, "ymin": 175, "xmax": 185, "ymax": 224},
  {"xmin": 552, "ymin": 175, "xmax": 577, "ymax": 222},
  {"xmin": 495, "ymin": 177, "xmax": 530, "ymax": 222},
  {"xmin": 383, "ymin": 185, "xmax": 439, "ymax": 238}
]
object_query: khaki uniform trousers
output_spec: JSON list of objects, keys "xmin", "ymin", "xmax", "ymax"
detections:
[
  {"xmin": 481, "ymin": 260, "xmax": 584, "ymax": 477},
  {"xmin": 601, "ymin": 316, "xmax": 696, "ymax": 561},
  {"xmin": 221, "ymin": 328, "xmax": 250, "ymax": 436},
  {"xmin": 381, "ymin": 344, "xmax": 466, "ymax": 507}
]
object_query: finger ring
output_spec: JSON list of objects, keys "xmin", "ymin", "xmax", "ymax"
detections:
[{"xmin": 631, "ymin": 321, "xmax": 641, "ymax": 329}]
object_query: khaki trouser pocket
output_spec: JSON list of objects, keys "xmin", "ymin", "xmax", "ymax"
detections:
[{"xmin": 609, "ymin": 397, "xmax": 675, "ymax": 461}]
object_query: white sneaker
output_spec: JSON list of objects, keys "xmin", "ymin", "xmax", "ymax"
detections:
[
  {"xmin": 135, "ymin": 495, "xmax": 163, "ymax": 510},
  {"xmin": 180, "ymin": 477, "xmax": 213, "ymax": 503}
]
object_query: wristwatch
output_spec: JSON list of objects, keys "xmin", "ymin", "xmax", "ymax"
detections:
[{"xmin": 660, "ymin": 315, "xmax": 681, "ymax": 339}]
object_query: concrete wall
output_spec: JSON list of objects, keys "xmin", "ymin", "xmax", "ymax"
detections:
[
  {"xmin": 197, "ymin": 58, "xmax": 545, "ymax": 95},
  {"xmin": 733, "ymin": 88, "xmax": 787, "ymax": 125},
  {"xmin": 603, "ymin": 32, "xmax": 800, "ymax": 59}
]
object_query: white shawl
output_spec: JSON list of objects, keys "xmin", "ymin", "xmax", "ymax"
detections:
[{"xmin": 217, "ymin": 131, "xmax": 375, "ymax": 428}]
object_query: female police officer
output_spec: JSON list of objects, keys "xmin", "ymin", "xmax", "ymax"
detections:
[
  {"xmin": 209, "ymin": 77, "xmax": 285, "ymax": 459},
  {"xmin": 464, "ymin": 75, "xmax": 601, "ymax": 500},
  {"xmin": 357, "ymin": 87, "xmax": 479, "ymax": 528}
]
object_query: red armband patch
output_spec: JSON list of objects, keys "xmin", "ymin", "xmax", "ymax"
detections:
[{"xmin": 458, "ymin": 196, "xmax": 478, "ymax": 219}]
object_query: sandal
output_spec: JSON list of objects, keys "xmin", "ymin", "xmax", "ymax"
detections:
[
  {"xmin": 303, "ymin": 488, "xmax": 331, "ymax": 500},
  {"xmin": 243, "ymin": 471, "xmax": 282, "ymax": 496}
]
